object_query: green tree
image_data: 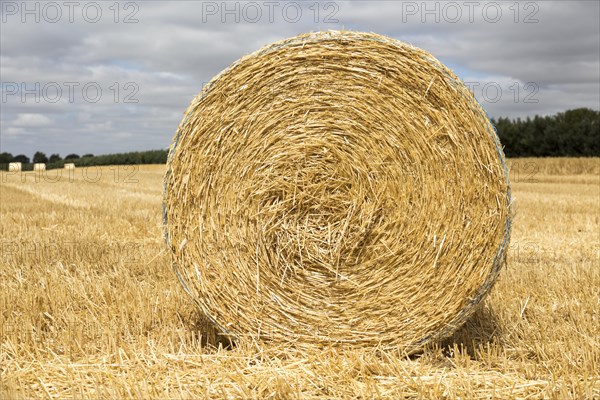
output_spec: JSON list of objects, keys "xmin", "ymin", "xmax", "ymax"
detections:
[
  {"xmin": 493, "ymin": 108, "xmax": 599, "ymax": 157},
  {"xmin": 13, "ymin": 154, "xmax": 30, "ymax": 164},
  {"xmin": 49, "ymin": 153, "xmax": 62, "ymax": 163},
  {"xmin": 33, "ymin": 151, "xmax": 48, "ymax": 163},
  {"xmin": 0, "ymin": 152, "xmax": 13, "ymax": 164},
  {"xmin": 64, "ymin": 154, "xmax": 80, "ymax": 160}
]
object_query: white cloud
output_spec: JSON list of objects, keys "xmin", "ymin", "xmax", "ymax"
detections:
[
  {"xmin": 13, "ymin": 113, "xmax": 52, "ymax": 127},
  {"xmin": 3, "ymin": 127, "xmax": 25, "ymax": 136}
]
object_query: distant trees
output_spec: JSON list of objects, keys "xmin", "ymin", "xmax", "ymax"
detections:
[
  {"xmin": 33, "ymin": 151, "xmax": 48, "ymax": 163},
  {"xmin": 72, "ymin": 150, "xmax": 168, "ymax": 166},
  {"xmin": 0, "ymin": 152, "xmax": 12, "ymax": 164},
  {"xmin": 493, "ymin": 108, "xmax": 599, "ymax": 157},
  {"xmin": 1, "ymin": 150, "xmax": 168, "ymax": 171},
  {"xmin": 12, "ymin": 154, "xmax": 30, "ymax": 164},
  {"xmin": 49, "ymin": 153, "xmax": 62, "ymax": 163},
  {"xmin": 1, "ymin": 106, "xmax": 597, "ymax": 172}
]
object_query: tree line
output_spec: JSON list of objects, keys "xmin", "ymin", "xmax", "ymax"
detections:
[
  {"xmin": 492, "ymin": 108, "xmax": 598, "ymax": 157},
  {"xmin": 0, "ymin": 108, "xmax": 598, "ymax": 171},
  {"xmin": 0, "ymin": 150, "xmax": 168, "ymax": 170}
]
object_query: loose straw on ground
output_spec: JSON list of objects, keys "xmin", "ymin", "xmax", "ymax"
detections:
[{"xmin": 164, "ymin": 30, "xmax": 511, "ymax": 352}]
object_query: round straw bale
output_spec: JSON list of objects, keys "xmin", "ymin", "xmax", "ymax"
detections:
[{"xmin": 164, "ymin": 30, "xmax": 511, "ymax": 351}]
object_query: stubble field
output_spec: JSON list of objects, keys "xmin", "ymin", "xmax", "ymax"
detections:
[{"xmin": 1, "ymin": 158, "xmax": 598, "ymax": 399}]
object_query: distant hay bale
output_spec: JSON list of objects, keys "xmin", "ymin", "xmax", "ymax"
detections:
[
  {"xmin": 8, "ymin": 162, "xmax": 21, "ymax": 172},
  {"xmin": 163, "ymin": 30, "xmax": 512, "ymax": 352},
  {"xmin": 34, "ymin": 163, "xmax": 46, "ymax": 172},
  {"xmin": 64, "ymin": 163, "xmax": 76, "ymax": 170}
]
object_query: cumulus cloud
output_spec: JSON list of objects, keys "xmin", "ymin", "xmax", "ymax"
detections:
[
  {"xmin": 13, "ymin": 113, "xmax": 53, "ymax": 127},
  {"xmin": 0, "ymin": 0, "xmax": 598, "ymax": 156}
]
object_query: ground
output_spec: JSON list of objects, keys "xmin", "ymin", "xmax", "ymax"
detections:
[{"xmin": 1, "ymin": 158, "xmax": 598, "ymax": 399}]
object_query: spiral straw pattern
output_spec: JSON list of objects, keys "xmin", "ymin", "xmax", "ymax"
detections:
[{"xmin": 164, "ymin": 30, "xmax": 511, "ymax": 351}]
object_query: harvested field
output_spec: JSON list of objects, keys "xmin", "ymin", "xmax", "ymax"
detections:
[{"xmin": 1, "ymin": 158, "xmax": 599, "ymax": 399}]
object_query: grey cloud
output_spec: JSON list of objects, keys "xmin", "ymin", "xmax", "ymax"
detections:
[{"xmin": 1, "ymin": 0, "xmax": 598, "ymax": 156}]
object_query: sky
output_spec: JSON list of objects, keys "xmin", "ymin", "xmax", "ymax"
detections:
[{"xmin": 1, "ymin": 0, "xmax": 599, "ymax": 157}]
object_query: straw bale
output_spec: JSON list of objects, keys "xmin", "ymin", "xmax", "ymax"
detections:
[{"xmin": 163, "ymin": 31, "xmax": 512, "ymax": 351}]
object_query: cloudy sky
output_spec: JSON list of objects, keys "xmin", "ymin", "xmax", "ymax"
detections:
[{"xmin": 1, "ymin": 0, "xmax": 599, "ymax": 157}]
